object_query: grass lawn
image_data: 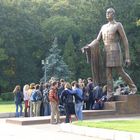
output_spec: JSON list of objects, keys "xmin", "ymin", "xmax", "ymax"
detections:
[
  {"xmin": 73, "ymin": 120, "xmax": 140, "ymax": 133},
  {"xmin": 0, "ymin": 101, "xmax": 15, "ymax": 113}
]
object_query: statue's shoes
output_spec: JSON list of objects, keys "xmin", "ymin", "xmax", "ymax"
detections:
[{"xmin": 129, "ymin": 87, "xmax": 137, "ymax": 95}]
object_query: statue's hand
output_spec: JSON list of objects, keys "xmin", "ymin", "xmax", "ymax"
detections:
[
  {"xmin": 125, "ymin": 59, "xmax": 131, "ymax": 67},
  {"xmin": 81, "ymin": 45, "xmax": 89, "ymax": 53}
]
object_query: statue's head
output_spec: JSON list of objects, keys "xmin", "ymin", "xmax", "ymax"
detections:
[{"xmin": 106, "ymin": 8, "xmax": 115, "ymax": 20}]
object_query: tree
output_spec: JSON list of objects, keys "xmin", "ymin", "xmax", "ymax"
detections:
[
  {"xmin": 0, "ymin": 0, "xmax": 139, "ymax": 91},
  {"xmin": 63, "ymin": 36, "xmax": 77, "ymax": 79},
  {"xmin": 41, "ymin": 38, "xmax": 72, "ymax": 82}
]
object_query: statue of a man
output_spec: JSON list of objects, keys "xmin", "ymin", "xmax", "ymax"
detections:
[{"xmin": 82, "ymin": 8, "xmax": 137, "ymax": 100}]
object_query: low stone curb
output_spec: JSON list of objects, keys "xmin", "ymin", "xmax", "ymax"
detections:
[{"xmin": 60, "ymin": 123, "xmax": 140, "ymax": 140}]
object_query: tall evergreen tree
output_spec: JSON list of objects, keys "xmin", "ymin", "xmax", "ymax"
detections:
[
  {"xmin": 41, "ymin": 38, "xmax": 72, "ymax": 82},
  {"xmin": 63, "ymin": 36, "xmax": 77, "ymax": 79}
]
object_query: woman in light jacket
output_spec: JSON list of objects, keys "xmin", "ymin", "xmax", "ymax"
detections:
[{"xmin": 23, "ymin": 84, "xmax": 30, "ymax": 117}]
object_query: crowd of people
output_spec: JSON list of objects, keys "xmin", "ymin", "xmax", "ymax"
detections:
[{"xmin": 12, "ymin": 77, "xmax": 130, "ymax": 123}]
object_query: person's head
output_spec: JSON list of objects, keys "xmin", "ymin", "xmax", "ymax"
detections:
[
  {"xmin": 71, "ymin": 80, "xmax": 77, "ymax": 87},
  {"xmin": 60, "ymin": 79, "xmax": 65, "ymax": 86},
  {"xmin": 74, "ymin": 83, "xmax": 79, "ymax": 88},
  {"xmin": 87, "ymin": 77, "xmax": 93, "ymax": 83},
  {"xmin": 78, "ymin": 78, "xmax": 83, "ymax": 83},
  {"xmin": 44, "ymin": 82, "xmax": 50, "ymax": 89},
  {"xmin": 30, "ymin": 83, "xmax": 35, "ymax": 89},
  {"xmin": 13, "ymin": 85, "xmax": 21, "ymax": 94},
  {"xmin": 23, "ymin": 84, "xmax": 29, "ymax": 92},
  {"xmin": 60, "ymin": 79, "xmax": 65, "ymax": 83},
  {"xmin": 51, "ymin": 81, "xmax": 58, "ymax": 88},
  {"xmin": 106, "ymin": 8, "xmax": 115, "ymax": 21},
  {"xmin": 65, "ymin": 82, "xmax": 71, "ymax": 89},
  {"xmin": 35, "ymin": 84, "xmax": 40, "ymax": 90},
  {"xmin": 49, "ymin": 77, "xmax": 56, "ymax": 84}
]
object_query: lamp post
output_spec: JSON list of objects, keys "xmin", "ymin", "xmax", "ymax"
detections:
[{"xmin": 41, "ymin": 58, "xmax": 48, "ymax": 83}]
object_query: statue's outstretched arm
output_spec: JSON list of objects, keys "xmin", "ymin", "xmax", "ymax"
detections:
[
  {"xmin": 88, "ymin": 29, "xmax": 102, "ymax": 47},
  {"xmin": 81, "ymin": 28, "xmax": 102, "ymax": 53}
]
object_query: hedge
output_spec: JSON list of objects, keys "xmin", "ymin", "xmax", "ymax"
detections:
[{"xmin": 0, "ymin": 92, "xmax": 14, "ymax": 101}]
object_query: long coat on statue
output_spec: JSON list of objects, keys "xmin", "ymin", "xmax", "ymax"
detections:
[{"xmin": 84, "ymin": 44, "xmax": 106, "ymax": 86}]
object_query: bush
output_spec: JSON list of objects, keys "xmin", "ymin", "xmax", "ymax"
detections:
[{"xmin": 0, "ymin": 92, "xmax": 14, "ymax": 101}]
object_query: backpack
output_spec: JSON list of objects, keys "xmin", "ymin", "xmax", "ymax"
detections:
[
  {"xmin": 31, "ymin": 90, "xmax": 42, "ymax": 101},
  {"xmin": 35, "ymin": 91, "xmax": 42, "ymax": 101},
  {"xmin": 66, "ymin": 93, "xmax": 75, "ymax": 103},
  {"xmin": 43, "ymin": 89, "xmax": 50, "ymax": 103},
  {"xmin": 31, "ymin": 90, "xmax": 37, "ymax": 102}
]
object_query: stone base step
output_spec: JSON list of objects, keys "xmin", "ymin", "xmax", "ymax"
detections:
[
  {"xmin": 6, "ymin": 109, "xmax": 116, "ymax": 125},
  {"xmin": 6, "ymin": 116, "xmax": 59, "ymax": 125},
  {"xmin": 83, "ymin": 109, "xmax": 116, "ymax": 119},
  {"xmin": 104, "ymin": 95, "xmax": 140, "ymax": 114}
]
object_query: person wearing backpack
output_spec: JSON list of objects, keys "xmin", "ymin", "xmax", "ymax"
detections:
[
  {"xmin": 60, "ymin": 82, "xmax": 75, "ymax": 123},
  {"xmin": 34, "ymin": 84, "xmax": 42, "ymax": 116},
  {"xmin": 43, "ymin": 83, "xmax": 51, "ymax": 116}
]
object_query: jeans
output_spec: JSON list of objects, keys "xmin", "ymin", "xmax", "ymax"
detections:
[
  {"xmin": 75, "ymin": 102, "xmax": 83, "ymax": 121},
  {"xmin": 43, "ymin": 102, "xmax": 51, "ymax": 116},
  {"xmin": 15, "ymin": 102, "xmax": 23, "ymax": 117}
]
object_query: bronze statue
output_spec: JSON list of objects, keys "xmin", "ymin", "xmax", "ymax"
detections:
[{"xmin": 82, "ymin": 8, "xmax": 137, "ymax": 100}]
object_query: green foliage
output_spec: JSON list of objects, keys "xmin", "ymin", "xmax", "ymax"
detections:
[
  {"xmin": 41, "ymin": 38, "xmax": 72, "ymax": 81},
  {"xmin": 0, "ymin": 48, "xmax": 8, "ymax": 61},
  {"xmin": 0, "ymin": 92, "xmax": 14, "ymax": 101},
  {"xmin": 0, "ymin": 0, "xmax": 139, "ymax": 91},
  {"xmin": 0, "ymin": 1, "xmax": 45, "ymax": 90},
  {"xmin": 42, "ymin": 15, "xmax": 80, "ymax": 44},
  {"xmin": 63, "ymin": 36, "xmax": 77, "ymax": 79}
]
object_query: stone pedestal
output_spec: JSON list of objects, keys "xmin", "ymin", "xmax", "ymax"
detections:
[{"xmin": 104, "ymin": 95, "xmax": 140, "ymax": 114}]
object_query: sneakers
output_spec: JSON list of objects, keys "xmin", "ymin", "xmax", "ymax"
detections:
[
  {"xmin": 50, "ymin": 120, "xmax": 61, "ymax": 125},
  {"xmin": 50, "ymin": 122, "xmax": 57, "ymax": 125},
  {"xmin": 107, "ymin": 95, "xmax": 115, "ymax": 102}
]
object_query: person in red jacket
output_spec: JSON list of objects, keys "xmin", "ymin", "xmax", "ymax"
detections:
[{"xmin": 49, "ymin": 81, "xmax": 60, "ymax": 124}]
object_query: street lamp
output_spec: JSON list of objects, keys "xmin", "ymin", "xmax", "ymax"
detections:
[{"xmin": 41, "ymin": 58, "xmax": 48, "ymax": 83}]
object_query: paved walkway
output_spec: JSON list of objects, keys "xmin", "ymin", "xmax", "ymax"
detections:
[
  {"xmin": 0, "ymin": 119, "xmax": 103, "ymax": 140},
  {"xmin": 0, "ymin": 116, "xmax": 140, "ymax": 140}
]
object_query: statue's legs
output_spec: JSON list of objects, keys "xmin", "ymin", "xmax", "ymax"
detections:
[
  {"xmin": 106, "ymin": 67, "xmax": 114, "ymax": 98},
  {"xmin": 116, "ymin": 66, "xmax": 137, "ymax": 94},
  {"xmin": 106, "ymin": 66, "xmax": 137, "ymax": 100}
]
